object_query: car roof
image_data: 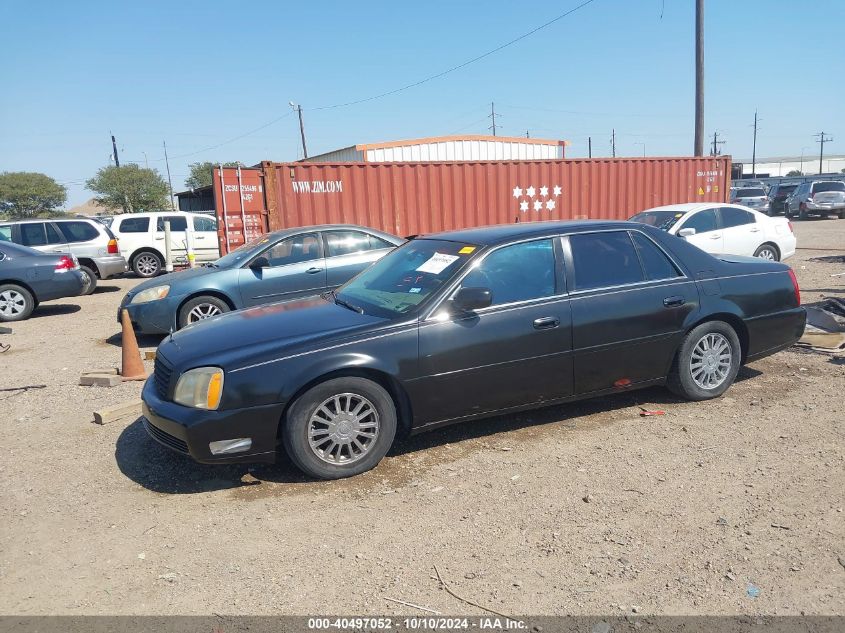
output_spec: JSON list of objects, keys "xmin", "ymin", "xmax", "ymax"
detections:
[
  {"xmin": 414, "ymin": 220, "xmax": 638, "ymax": 247},
  {"xmin": 264, "ymin": 224, "xmax": 402, "ymax": 242},
  {"xmin": 111, "ymin": 211, "xmax": 197, "ymax": 219},
  {"xmin": 639, "ymin": 203, "xmax": 717, "ymax": 214},
  {"xmin": 0, "ymin": 217, "xmax": 98, "ymax": 224}
]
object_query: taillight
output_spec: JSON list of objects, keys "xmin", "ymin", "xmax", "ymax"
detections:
[
  {"xmin": 107, "ymin": 238, "xmax": 118, "ymax": 254},
  {"xmin": 788, "ymin": 268, "xmax": 801, "ymax": 306},
  {"xmin": 787, "ymin": 221, "xmax": 794, "ymax": 233},
  {"xmin": 55, "ymin": 255, "xmax": 77, "ymax": 272}
]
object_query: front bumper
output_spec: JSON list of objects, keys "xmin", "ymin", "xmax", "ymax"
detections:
[
  {"xmin": 93, "ymin": 255, "xmax": 128, "ymax": 279},
  {"xmin": 140, "ymin": 377, "xmax": 284, "ymax": 464},
  {"xmin": 119, "ymin": 295, "xmax": 182, "ymax": 334}
]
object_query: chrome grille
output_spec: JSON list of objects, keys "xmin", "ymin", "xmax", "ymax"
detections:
[{"xmin": 153, "ymin": 355, "xmax": 173, "ymax": 399}]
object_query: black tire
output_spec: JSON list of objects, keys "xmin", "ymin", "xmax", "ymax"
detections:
[
  {"xmin": 838, "ymin": 210, "xmax": 845, "ymax": 220},
  {"xmin": 798, "ymin": 204, "xmax": 808, "ymax": 220},
  {"xmin": 132, "ymin": 251, "xmax": 163, "ymax": 278},
  {"xmin": 785, "ymin": 206, "xmax": 793, "ymax": 219},
  {"xmin": 78, "ymin": 265, "xmax": 98, "ymax": 295},
  {"xmin": 753, "ymin": 243, "xmax": 779, "ymax": 261},
  {"xmin": 0, "ymin": 283, "xmax": 35, "ymax": 322},
  {"xmin": 282, "ymin": 377, "xmax": 397, "ymax": 480},
  {"xmin": 667, "ymin": 321, "xmax": 741, "ymax": 401},
  {"xmin": 177, "ymin": 295, "xmax": 230, "ymax": 329}
]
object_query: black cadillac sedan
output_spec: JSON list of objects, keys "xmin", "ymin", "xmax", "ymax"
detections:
[{"xmin": 141, "ymin": 220, "xmax": 806, "ymax": 479}]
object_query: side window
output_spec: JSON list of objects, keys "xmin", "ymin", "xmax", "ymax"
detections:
[
  {"xmin": 460, "ymin": 239, "xmax": 556, "ymax": 306},
  {"xmin": 117, "ymin": 217, "xmax": 150, "ymax": 233},
  {"xmin": 631, "ymin": 232, "xmax": 682, "ymax": 281},
  {"xmin": 569, "ymin": 231, "xmax": 644, "ymax": 290},
  {"xmin": 720, "ymin": 207, "xmax": 755, "ymax": 228},
  {"xmin": 57, "ymin": 221, "xmax": 98, "ymax": 243},
  {"xmin": 324, "ymin": 230, "xmax": 391, "ymax": 257},
  {"xmin": 156, "ymin": 216, "xmax": 188, "ymax": 231},
  {"xmin": 262, "ymin": 233, "xmax": 321, "ymax": 267},
  {"xmin": 0, "ymin": 226, "xmax": 11, "ymax": 242},
  {"xmin": 193, "ymin": 216, "xmax": 217, "ymax": 232},
  {"xmin": 45, "ymin": 223, "xmax": 65, "ymax": 244},
  {"xmin": 679, "ymin": 209, "xmax": 718, "ymax": 234},
  {"xmin": 20, "ymin": 223, "xmax": 47, "ymax": 247}
]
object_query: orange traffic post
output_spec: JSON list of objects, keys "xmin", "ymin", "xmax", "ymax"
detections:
[{"xmin": 120, "ymin": 309, "xmax": 147, "ymax": 381}]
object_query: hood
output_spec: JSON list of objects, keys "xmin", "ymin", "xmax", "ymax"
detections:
[
  {"xmin": 158, "ymin": 296, "xmax": 390, "ymax": 371},
  {"xmin": 128, "ymin": 265, "xmax": 220, "ymax": 296}
]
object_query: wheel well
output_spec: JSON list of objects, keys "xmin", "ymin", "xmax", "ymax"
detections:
[
  {"xmin": 689, "ymin": 313, "xmax": 749, "ymax": 364},
  {"xmin": 177, "ymin": 290, "xmax": 236, "ymax": 317},
  {"xmin": 76, "ymin": 258, "xmax": 99, "ymax": 277},
  {"xmin": 0, "ymin": 279, "xmax": 36, "ymax": 300},
  {"xmin": 278, "ymin": 368, "xmax": 414, "ymax": 440}
]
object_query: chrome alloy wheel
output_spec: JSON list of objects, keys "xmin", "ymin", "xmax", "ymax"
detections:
[
  {"xmin": 690, "ymin": 332, "xmax": 732, "ymax": 389},
  {"xmin": 0, "ymin": 289, "xmax": 26, "ymax": 317},
  {"xmin": 187, "ymin": 303, "xmax": 223, "ymax": 322},
  {"xmin": 756, "ymin": 247, "xmax": 776, "ymax": 260},
  {"xmin": 307, "ymin": 393, "xmax": 380, "ymax": 465},
  {"xmin": 136, "ymin": 254, "xmax": 159, "ymax": 276}
]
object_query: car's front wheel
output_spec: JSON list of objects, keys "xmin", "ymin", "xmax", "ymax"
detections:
[
  {"xmin": 753, "ymin": 243, "xmax": 779, "ymax": 260},
  {"xmin": 282, "ymin": 377, "xmax": 397, "ymax": 480},
  {"xmin": 177, "ymin": 295, "xmax": 230, "ymax": 329},
  {"xmin": 667, "ymin": 321, "xmax": 741, "ymax": 401},
  {"xmin": 0, "ymin": 284, "xmax": 35, "ymax": 322}
]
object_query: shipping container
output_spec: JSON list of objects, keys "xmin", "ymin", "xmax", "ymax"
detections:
[{"xmin": 213, "ymin": 156, "xmax": 731, "ymax": 254}]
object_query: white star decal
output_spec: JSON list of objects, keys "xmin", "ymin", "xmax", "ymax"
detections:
[
  {"xmin": 546, "ymin": 199, "xmax": 556, "ymax": 210},
  {"xmin": 539, "ymin": 186, "xmax": 548, "ymax": 197},
  {"xmin": 526, "ymin": 186, "xmax": 536, "ymax": 198},
  {"xmin": 533, "ymin": 199, "xmax": 543, "ymax": 211},
  {"xmin": 519, "ymin": 200, "xmax": 528, "ymax": 212},
  {"xmin": 512, "ymin": 186, "xmax": 522, "ymax": 198},
  {"xmin": 553, "ymin": 185, "xmax": 562, "ymax": 196}
]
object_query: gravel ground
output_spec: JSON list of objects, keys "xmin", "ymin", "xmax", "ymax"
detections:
[{"xmin": 1, "ymin": 219, "xmax": 843, "ymax": 616}]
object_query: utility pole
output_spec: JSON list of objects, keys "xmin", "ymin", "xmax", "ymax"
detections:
[
  {"xmin": 289, "ymin": 102, "xmax": 308, "ymax": 159},
  {"xmin": 694, "ymin": 0, "xmax": 704, "ymax": 156},
  {"xmin": 110, "ymin": 134, "xmax": 120, "ymax": 167},
  {"xmin": 525, "ymin": 130, "xmax": 529, "ymax": 138},
  {"xmin": 163, "ymin": 141, "xmax": 176, "ymax": 211},
  {"xmin": 751, "ymin": 110, "xmax": 758, "ymax": 178},
  {"xmin": 710, "ymin": 130, "xmax": 724, "ymax": 156},
  {"xmin": 815, "ymin": 131, "xmax": 833, "ymax": 174},
  {"xmin": 488, "ymin": 102, "xmax": 498, "ymax": 136},
  {"xmin": 588, "ymin": 136, "xmax": 592, "ymax": 158},
  {"xmin": 610, "ymin": 129, "xmax": 616, "ymax": 158}
]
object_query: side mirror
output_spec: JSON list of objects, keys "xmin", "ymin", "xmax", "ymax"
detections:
[
  {"xmin": 249, "ymin": 256, "xmax": 270, "ymax": 270},
  {"xmin": 451, "ymin": 287, "xmax": 492, "ymax": 312},
  {"xmin": 678, "ymin": 228, "xmax": 696, "ymax": 237}
]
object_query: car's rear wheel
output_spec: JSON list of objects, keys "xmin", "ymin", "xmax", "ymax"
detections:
[
  {"xmin": 282, "ymin": 377, "xmax": 397, "ymax": 480},
  {"xmin": 667, "ymin": 321, "xmax": 741, "ymax": 401},
  {"xmin": 753, "ymin": 243, "xmax": 779, "ymax": 261},
  {"xmin": 177, "ymin": 295, "xmax": 230, "ymax": 329},
  {"xmin": 132, "ymin": 251, "xmax": 162, "ymax": 278},
  {"xmin": 0, "ymin": 284, "xmax": 35, "ymax": 322},
  {"xmin": 839, "ymin": 210, "xmax": 845, "ymax": 220},
  {"xmin": 798, "ymin": 204, "xmax": 808, "ymax": 220},
  {"xmin": 78, "ymin": 265, "xmax": 98, "ymax": 295}
]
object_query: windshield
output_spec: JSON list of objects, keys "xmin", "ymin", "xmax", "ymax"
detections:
[
  {"xmin": 336, "ymin": 239, "xmax": 478, "ymax": 317},
  {"xmin": 775, "ymin": 185, "xmax": 798, "ymax": 195},
  {"xmin": 213, "ymin": 234, "xmax": 273, "ymax": 268},
  {"xmin": 813, "ymin": 181, "xmax": 845, "ymax": 193},
  {"xmin": 628, "ymin": 210, "xmax": 685, "ymax": 231},
  {"xmin": 736, "ymin": 188, "xmax": 765, "ymax": 197}
]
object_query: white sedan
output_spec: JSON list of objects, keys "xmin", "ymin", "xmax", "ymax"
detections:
[{"xmin": 629, "ymin": 203, "xmax": 796, "ymax": 261}]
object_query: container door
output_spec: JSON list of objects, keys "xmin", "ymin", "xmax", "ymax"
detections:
[{"xmin": 237, "ymin": 232, "xmax": 327, "ymax": 306}]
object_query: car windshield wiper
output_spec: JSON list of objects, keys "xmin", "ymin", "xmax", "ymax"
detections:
[{"xmin": 326, "ymin": 289, "xmax": 364, "ymax": 314}]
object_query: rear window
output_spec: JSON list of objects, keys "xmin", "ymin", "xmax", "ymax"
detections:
[
  {"xmin": 0, "ymin": 225, "xmax": 11, "ymax": 242},
  {"xmin": 58, "ymin": 221, "xmax": 100, "ymax": 243},
  {"xmin": 569, "ymin": 231, "xmax": 644, "ymax": 290},
  {"xmin": 776, "ymin": 184, "xmax": 798, "ymax": 195},
  {"xmin": 736, "ymin": 188, "xmax": 765, "ymax": 197},
  {"xmin": 117, "ymin": 217, "xmax": 150, "ymax": 233},
  {"xmin": 812, "ymin": 182, "xmax": 845, "ymax": 193}
]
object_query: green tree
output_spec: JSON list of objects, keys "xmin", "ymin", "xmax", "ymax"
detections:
[
  {"xmin": 86, "ymin": 165, "xmax": 169, "ymax": 213},
  {"xmin": 185, "ymin": 161, "xmax": 242, "ymax": 190},
  {"xmin": 0, "ymin": 171, "xmax": 67, "ymax": 218},
  {"xmin": 786, "ymin": 169, "xmax": 803, "ymax": 177}
]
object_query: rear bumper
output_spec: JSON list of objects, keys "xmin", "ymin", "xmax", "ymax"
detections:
[
  {"xmin": 805, "ymin": 201, "xmax": 845, "ymax": 214},
  {"xmin": 141, "ymin": 377, "xmax": 284, "ymax": 463},
  {"xmin": 745, "ymin": 306, "xmax": 806, "ymax": 362},
  {"xmin": 92, "ymin": 255, "xmax": 127, "ymax": 279},
  {"xmin": 37, "ymin": 271, "xmax": 85, "ymax": 302}
]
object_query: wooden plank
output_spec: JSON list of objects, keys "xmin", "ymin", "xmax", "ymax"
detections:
[
  {"xmin": 79, "ymin": 373, "xmax": 122, "ymax": 387},
  {"xmin": 81, "ymin": 368, "xmax": 119, "ymax": 376},
  {"xmin": 93, "ymin": 400, "xmax": 142, "ymax": 425},
  {"xmin": 144, "ymin": 350, "xmax": 156, "ymax": 361}
]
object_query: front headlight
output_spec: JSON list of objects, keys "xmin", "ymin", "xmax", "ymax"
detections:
[
  {"xmin": 131, "ymin": 285, "xmax": 170, "ymax": 304},
  {"xmin": 173, "ymin": 367, "xmax": 224, "ymax": 410}
]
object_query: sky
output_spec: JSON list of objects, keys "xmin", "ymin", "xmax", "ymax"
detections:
[{"xmin": 1, "ymin": 0, "xmax": 843, "ymax": 207}]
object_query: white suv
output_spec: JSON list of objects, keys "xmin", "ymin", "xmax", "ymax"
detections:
[{"xmin": 110, "ymin": 211, "xmax": 220, "ymax": 277}]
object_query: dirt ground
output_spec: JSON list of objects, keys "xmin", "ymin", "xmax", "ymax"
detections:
[{"xmin": 1, "ymin": 219, "xmax": 843, "ymax": 616}]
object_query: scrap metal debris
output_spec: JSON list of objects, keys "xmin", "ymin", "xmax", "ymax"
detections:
[{"xmin": 797, "ymin": 297, "xmax": 845, "ymax": 355}]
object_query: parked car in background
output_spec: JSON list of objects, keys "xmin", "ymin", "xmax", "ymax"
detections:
[
  {"xmin": 0, "ymin": 241, "xmax": 85, "ymax": 321},
  {"xmin": 629, "ymin": 203, "xmax": 796, "ymax": 261},
  {"xmin": 784, "ymin": 181, "xmax": 845, "ymax": 219},
  {"xmin": 110, "ymin": 211, "xmax": 220, "ymax": 278},
  {"xmin": 0, "ymin": 218, "xmax": 126, "ymax": 295},
  {"xmin": 120, "ymin": 224, "xmax": 403, "ymax": 333},
  {"xmin": 140, "ymin": 220, "xmax": 805, "ymax": 479},
  {"xmin": 767, "ymin": 182, "xmax": 800, "ymax": 215},
  {"xmin": 734, "ymin": 179, "xmax": 768, "ymax": 192},
  {"xmin": 730, "ymin": 187, "xmax": 770, "ymax": 213}
]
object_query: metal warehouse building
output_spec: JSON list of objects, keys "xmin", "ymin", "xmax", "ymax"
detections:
[{"xmin": 305, "ymin": 134, "xmax": 569, "ymax": 163}]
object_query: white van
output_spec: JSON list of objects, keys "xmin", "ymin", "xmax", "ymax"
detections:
[{"xmin": 110, "ymin": 211, "xmax": 220, "ymax": 277}]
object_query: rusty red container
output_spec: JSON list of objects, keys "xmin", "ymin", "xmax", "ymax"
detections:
[{"xmin": 213, "ymin": 156, "xmax": 731, "ymax": 253}]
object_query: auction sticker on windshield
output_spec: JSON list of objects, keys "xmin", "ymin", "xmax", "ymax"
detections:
[{"xmin": 416, "ymin": 252, "xmax": 460, "ymax": 275}]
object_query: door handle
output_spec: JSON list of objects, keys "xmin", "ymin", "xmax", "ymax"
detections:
[
  {"xmin": 749, "ymin": 228, "xmax": 760, "ymax": 232},
  {"xmin": 305, "ymin": 267, "xmax": 323, "ymax": 274},
  {"xmin": 532, "ymin": 316, "xmax": 560, "ymax": 329},
  {"xmin": 663, "ymin": 296, "xmax": 685, "ymax": 307},
  {"xmin": 709, "ymin": 233, "xmax": 721, "ymax": 239}
]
